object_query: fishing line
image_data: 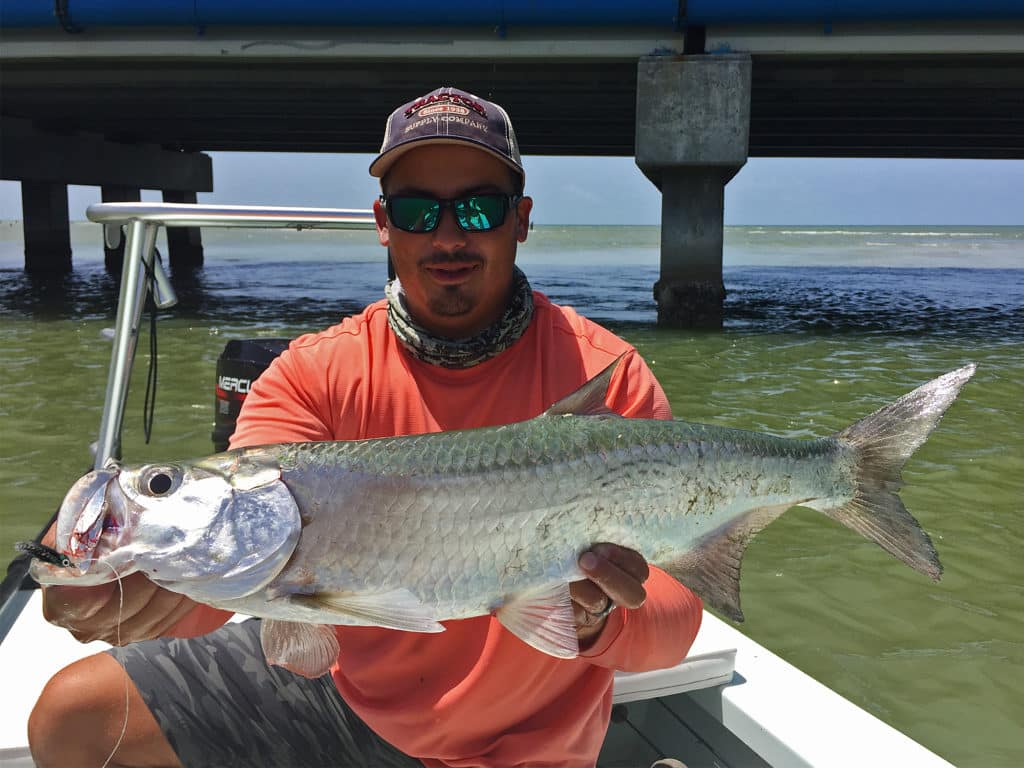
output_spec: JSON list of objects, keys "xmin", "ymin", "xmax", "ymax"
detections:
[{"xmin": 77, "ymin": 557, "xmax": 129, "ymax": 768}]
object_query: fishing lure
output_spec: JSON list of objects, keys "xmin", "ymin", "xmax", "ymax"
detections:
[{"xmin": 15, "ymin": 540, "xmax": 73, "ymax": 568}]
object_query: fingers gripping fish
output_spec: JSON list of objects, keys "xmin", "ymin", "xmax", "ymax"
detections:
[{"xmin": 28, "ymin": 358, "xmax": 976, "ymax": 679}]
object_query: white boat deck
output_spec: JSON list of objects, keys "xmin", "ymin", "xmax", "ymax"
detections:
[{"xmin": 0, "ymin": 588, "xmax": 954, "ymax": 768}]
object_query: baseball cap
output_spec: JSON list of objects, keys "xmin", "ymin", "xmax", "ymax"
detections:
[{"xmin": 369, "ymin": 86, "xmax": 525, "ymax": 185}]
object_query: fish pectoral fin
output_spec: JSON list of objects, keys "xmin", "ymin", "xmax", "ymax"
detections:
[
  {"xmin": 265, "ymin": 569, "xmax": 318, "ymax": 600},
  {"xmin": 542, "ymin": 354, "xmax": 626, "ymax": 418},
  {"xmin": 496, "ymin": 582, "xmax": 579, "ymax": 659},
  {"xmin": 661, "ymin": 502, "xmax": 798, "ymax": 623},
  {"xmin": 297, "ymin": 589, "xmax": 446, "ymax": 634},
  {"xmin": 259, "ymin": 620, "xmax": 339, "ymax": 679}
]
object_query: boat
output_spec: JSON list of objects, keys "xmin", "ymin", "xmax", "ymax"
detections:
[{"xmin": 0, "ymin": 203, "xmax": 956, "ymax": 768}]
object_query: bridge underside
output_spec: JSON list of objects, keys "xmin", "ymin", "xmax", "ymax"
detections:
[
  {"xmin": 2, "ymin": 54, "xmax": 1023, "ymax": 158},
  {"xmin": 2, "ymin": 44, "xmax": 1021, "ymax": 316}
]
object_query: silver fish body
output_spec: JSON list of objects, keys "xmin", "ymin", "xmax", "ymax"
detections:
[
  {"xmin": 31, "ymin": 360, "xmax": 976, "ymax": 675},
  {"xmin": 234, "ymin": 419, "xmax": 850, "ymax": 620}
]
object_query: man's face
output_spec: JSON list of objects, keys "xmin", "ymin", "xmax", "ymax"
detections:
[{"xmin": 374, "ymin": 144, "xmax": 532, "ymax": 339}]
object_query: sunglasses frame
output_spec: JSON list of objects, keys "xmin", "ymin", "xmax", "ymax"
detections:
[{"xmin": 381, "ymin": 193, "xmax": 522, "ymax": 233}]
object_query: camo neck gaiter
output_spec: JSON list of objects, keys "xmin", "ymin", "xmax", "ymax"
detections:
[{"xmin": 385, "ymin": 266, "xmax": 534, "ymax": 369}]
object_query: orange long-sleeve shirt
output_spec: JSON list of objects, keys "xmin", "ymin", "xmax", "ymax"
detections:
[{"xmin": 181, "ymin": 293, "xmax": 702, "ymax": 767}]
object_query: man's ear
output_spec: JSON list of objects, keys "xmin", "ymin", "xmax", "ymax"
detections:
[
  {"xmin": 373, "ymin": 198, "xmax": 390, "ymax": 246},
  {"xmin": 515, "ymin": 196, "xmax": 533, "ymax": 243}
]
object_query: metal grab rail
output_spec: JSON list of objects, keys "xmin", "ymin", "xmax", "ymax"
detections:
[
  {"xmin": 84, "ymin": 202, "xmax": 377, "ymax": 471},
  {"xmin": 87, "ymin": 202, "xmax": 378, "ymax": 230}
]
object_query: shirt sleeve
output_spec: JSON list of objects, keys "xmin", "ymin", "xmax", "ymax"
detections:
[
  {"xmin": 229, "ymin": 341, "xmax": 336, "ymax": 449},
  {"xmin": 579, "ymin": 566, "xmax": 703, "ymax": 672},
  {"xmin": 605, "ymin": 348, "xmax": 673, "ymax": 421}
]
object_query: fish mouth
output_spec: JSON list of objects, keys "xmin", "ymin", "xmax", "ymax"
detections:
[{"xmin": 53, "ymin": 465, "xmax": 124, "ymax": 574}]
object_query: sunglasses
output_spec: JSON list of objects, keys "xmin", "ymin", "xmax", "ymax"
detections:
[{"xmin": 382, "ymin": 193, "xmax": 521, "ymax": 233}]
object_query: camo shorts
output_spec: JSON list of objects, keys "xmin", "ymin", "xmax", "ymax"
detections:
[{"xmin": 107, "ymin": 618, "xmax": 423, "ymax": 768}]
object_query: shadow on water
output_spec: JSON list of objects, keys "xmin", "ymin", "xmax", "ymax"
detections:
[
  {"xmin": 722, "ymin": 266, "xmax": 1024, "ymax": 340},
  {"xmin": 2, "ymin": 262, "xmax": 1022, "ymax": 343},
  {"xmin": 543, "ymin": 265, "xmax": 1024, "ymax": 343},
  {"xmin": 0, "ymin": 259, "xmax": 387, "ymax": 329},
  {"xmin": 0, "ymin": 268, "xmax": 122, "ymax": 321}
]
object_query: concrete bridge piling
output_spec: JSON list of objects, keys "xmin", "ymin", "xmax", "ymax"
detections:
[
  {"xmin": 1, "ymin": 117, "xmax": 212, "ymax": 274},
  {"xmin": 635, "ymin": 54, "xmax": 752, "ymax": 328}
]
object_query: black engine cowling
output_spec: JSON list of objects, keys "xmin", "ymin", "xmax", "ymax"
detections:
[{"xmin": 212, "ymin": 338, "xmax": 291, "ymax": 452}]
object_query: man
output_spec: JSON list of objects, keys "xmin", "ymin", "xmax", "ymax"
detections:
[{"xmin": 29, "ymin": 86, "xmax": 703, "ymax": 767}]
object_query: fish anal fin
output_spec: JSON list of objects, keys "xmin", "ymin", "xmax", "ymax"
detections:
[
  {"xmin": 496, "ymin": 582, "xmax": 579, "ymax": 659},
  {"xmin": 542, "ymin": 353, "xmax": 627, "ymax": 418},
  {"xmin": 294, "ymin": 588, "xmax": 446, "ymax": 634},
  {"xmin": 661, "ymin": 502, "xmax": 798, "ymax": 623},
  {"xmin": 259, "ymin": 619, "xmax": 338, "ymax": 679}
]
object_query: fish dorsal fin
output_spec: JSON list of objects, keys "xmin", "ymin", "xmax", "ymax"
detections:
[
  {"xmin": 660, "ymin": 502, "xmax": 799, "ymax": 622},
  {"xmin": 295, "ymin": 588, "xmax": 446, "ymax": 634},
  {"xmin": 495, "ymin": 582, "xmax": 579, "ymax": 658},
  {"xmin": 543, "ymin": 353, "xmax": 627, "ymax": 418},
  {"xmin": 260, "ymin": 619, "xmax": 339, "ymax": 679}
]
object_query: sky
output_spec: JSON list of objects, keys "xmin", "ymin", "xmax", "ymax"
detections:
[{"xmin": 1, "ymin": 153, "xmax": 1022, "ymax": 226}]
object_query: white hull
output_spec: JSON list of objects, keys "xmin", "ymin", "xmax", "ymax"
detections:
[{"xmin": 0, "ymin": 589, "xmax": 952, "ymax": 768}]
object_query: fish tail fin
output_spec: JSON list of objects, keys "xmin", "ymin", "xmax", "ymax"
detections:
[{"xmin": 821, "ymin": 364, "xmax": 977, "ymax": 580}]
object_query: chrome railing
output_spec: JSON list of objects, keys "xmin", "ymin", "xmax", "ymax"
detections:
[{"xmin": 85, "ymin": 202, "xmax": 377, "ymax": 470}]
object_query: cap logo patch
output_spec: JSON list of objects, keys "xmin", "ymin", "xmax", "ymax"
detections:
[
  {"xmin": 419, "ymin": 103, "xmax": 470, "ymax": 118},
  {"xmin": 405, "ymin": 92, "xmax": 487, "ymax": 119}
]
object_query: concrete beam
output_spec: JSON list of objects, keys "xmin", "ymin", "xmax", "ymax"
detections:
[
  {"xmin": 635, "ymin": 54, "xmax": 751, "ymax": 189},
  {"xmin": 4, "ymin": 120, "xmax": 212, "ymax": 272},
  {"xmin": 22, "ymin": 182, "xmax": 72, "ymax": 273},
  {"xmin": 635, "ymin": 54, "xmax": 751, "ymax": 328},
  {"xmin": 654, "ymin": 170, "xmax": 729, "ymax": 328},
  {"xmin": 0, "ymin": 118, "xmax": 212, "ymax": 192},
  {"xmin": 161, "ymin": 190, "xmax": 204, "ymax": 271}
]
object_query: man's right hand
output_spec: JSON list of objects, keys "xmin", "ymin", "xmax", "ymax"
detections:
[{"xmin": 39, "ymin": 523, "xmax": 202, "ymax": 645}]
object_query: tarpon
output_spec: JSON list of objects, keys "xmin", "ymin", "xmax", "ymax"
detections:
[{"xmin": 29, "ymin": 359, "xmax": 976, "ymax": 678}]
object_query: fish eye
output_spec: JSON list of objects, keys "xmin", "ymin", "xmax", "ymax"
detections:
[
  {"xmin": 139, "ymin": 466, "xmax": 181, "ymax": 497},
  {"xmin": 149, "ymin": 473, "xmax": 172, "ymax": 494}
]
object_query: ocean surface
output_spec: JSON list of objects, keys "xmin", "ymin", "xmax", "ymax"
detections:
[{"xmin": 1, "ymin": 222, "xmax": 1022, "ymax": 766}]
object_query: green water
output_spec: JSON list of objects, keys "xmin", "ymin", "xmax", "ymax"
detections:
[
  {"xmin": 638, "ymin": 330, "xmax": 1024, "ymax": 767},
  {"xmin": 1, "ymin": 224, "xmax": 1022, "ymax": 765}
]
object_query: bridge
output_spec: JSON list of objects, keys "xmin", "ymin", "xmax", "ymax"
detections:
[{"xmin": 2, "ymin": 1, "xmax": 1023, "ymax": 325}]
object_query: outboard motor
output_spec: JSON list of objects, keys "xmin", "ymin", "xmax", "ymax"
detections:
[{"xmin": 212, "ymin": 338, "xmax": 291, "ymax": 452}]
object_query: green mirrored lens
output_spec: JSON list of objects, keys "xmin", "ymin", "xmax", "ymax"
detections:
[
  {"xmin": 391, "ymin": 197, "xmax": 439, "ymax": 232},
  {"xmin": 388, "ymin": 194, "xmax": 513, "ymax": 233},
  {"xmin": 455, "ymin": 195, "xmax": 506, "ymax": 231}
]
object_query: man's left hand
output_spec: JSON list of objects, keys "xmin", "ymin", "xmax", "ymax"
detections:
[{"xmin": 571, "ymin": 543, "xmax": 650, "ymax": 647}]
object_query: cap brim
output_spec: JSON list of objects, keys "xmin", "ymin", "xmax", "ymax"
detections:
[{"xmin": 369, "ymin": 136, "xmax": 525, "ymax": 184}]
